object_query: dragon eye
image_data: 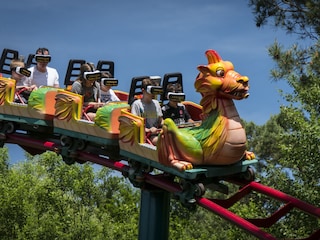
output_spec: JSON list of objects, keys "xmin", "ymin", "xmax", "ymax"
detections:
[{"xmin": 216, "ymin": 69, "xmax": 224, "ymax": 77}]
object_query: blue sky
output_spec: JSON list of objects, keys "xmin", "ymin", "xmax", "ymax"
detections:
[{"xmin": 1, "ymin": 0, "xmax": 296, "ymax": 163}]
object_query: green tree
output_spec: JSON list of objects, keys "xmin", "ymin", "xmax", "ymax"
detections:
[
  {"xmin": 0, "ymin": 151, "xmax": 140, "ymax": 239},
  {"xmin": 249, "ymin": 0, "xmax": 320, "ymax": 39},
  {"xmin": 0, "ymin": 147, "xmax": 9, "ymax": 173},
  {"xmin": 247, "ymin": 0, "xmax": 320, "ymax": 238}
]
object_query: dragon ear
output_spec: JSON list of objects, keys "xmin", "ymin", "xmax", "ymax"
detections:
[
  {"xmin": 197, "ymin": 65, "xmax": 210, "ymax": 74},
  {"xmin": 223, "ymin": 61, "xmax": 234, "ymax": 71},
  {"xmin": 205, "ymin": 50, "xmax": 222, "ymax": 64}
]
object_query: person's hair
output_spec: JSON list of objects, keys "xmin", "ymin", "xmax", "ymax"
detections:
[
  {"xmin": 101, "ymin": 71, "xmax": 112, "ymax": 78},
  {"xmin": 10, "ymin": 59, "xmax": 25, "ymax": 70},
  {"xmin": 36, "ymin": 47, "xmax": 50, "ymax": 55},
  {"xmin": 76, "ymin": 63, "xmax": 100, "ymax": 93},
  {"xmin": 167, "ymin": 83, "xmax": 182, "ymax": 93},
  {"xmin": 141, "ymin": 78, "xmax": 153, "ymax": 90},
  {"xmin": 79, "ymin": 62, "xmax": 96, "ymax": 81}
]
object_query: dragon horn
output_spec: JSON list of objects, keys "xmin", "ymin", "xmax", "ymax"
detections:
[{"xmin": 205, "ymin": 49, "xmax": 222, "ymax": 64}]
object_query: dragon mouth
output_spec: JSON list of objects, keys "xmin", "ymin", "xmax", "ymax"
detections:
[{"xmin": 226, "ymin": 90, "xmax": 249, "ymax": 99}]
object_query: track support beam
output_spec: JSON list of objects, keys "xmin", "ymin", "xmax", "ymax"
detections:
[{"xmin": 138, "ymin": 188, "xmax": 170, "ymax": 240}]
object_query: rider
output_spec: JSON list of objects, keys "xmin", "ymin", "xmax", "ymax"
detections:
[
  {"xmin": 162, "ymin": 83, "xmax": 194, "ymax": 125},
  {"xmin": 130, "ymin": 77, "xmax": 163, "ymax": 145},
  {"xmin": 10, "ymin": 59, "xmax": 33, "ymax": 103},
  {"xmin": 99, "ymin": 71, "xmax": 120, "ymax": 103},
  {"xmin": 26, "ymin": 47, "xmax": 60, "ymax": 88},
  {"xmin": 71, "ymin": 62, "xmax": 103, "ymax": 121}
]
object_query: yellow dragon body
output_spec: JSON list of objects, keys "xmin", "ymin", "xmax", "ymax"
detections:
[{"xmin": 157, "ymin": 49, "xmax": 255, "ymax": 170}]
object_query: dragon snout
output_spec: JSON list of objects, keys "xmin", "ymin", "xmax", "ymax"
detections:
[
  {"xmin": 236, "ymin": 76, "xmax": 249, "ymax": 85},
  {"xmin": 235, "ymin": 76, "xmax": 250, "ymax": 99}
]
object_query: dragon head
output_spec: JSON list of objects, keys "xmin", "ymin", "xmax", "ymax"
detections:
[{"xmin": 195, "ymin": 50, "xmax": 249, "ymax": 113}]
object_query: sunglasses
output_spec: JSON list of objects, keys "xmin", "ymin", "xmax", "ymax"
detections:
[
  {"xmin": 146, "ymin": 85, "xmax": 163, "ymax": 95},
  {"xmin": 167, "ymin": 92, "xmax": 185, "ymax": 102},
  {"xmin": 35, "ymin": 54, "xmax": 51, "ymax": 63},
  {"xmin": 84, "ymin": 71, "xmax": 101, "ymax": 82},
  {"xmin": 12, "ymin": 66, "xmax": 31, "ymax": 77},
  {"xmin": 101, "ymin": 78, "xmax": 118, "ymax": 86}
]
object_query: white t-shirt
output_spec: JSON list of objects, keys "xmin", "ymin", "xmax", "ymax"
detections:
[
  {"xmin": 26, "ymin": 66, "xmax": 59, "ymax": 87},
  {"xmin": 100, "ymin": 89, "xmax": 120, "ymax": 102}
]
